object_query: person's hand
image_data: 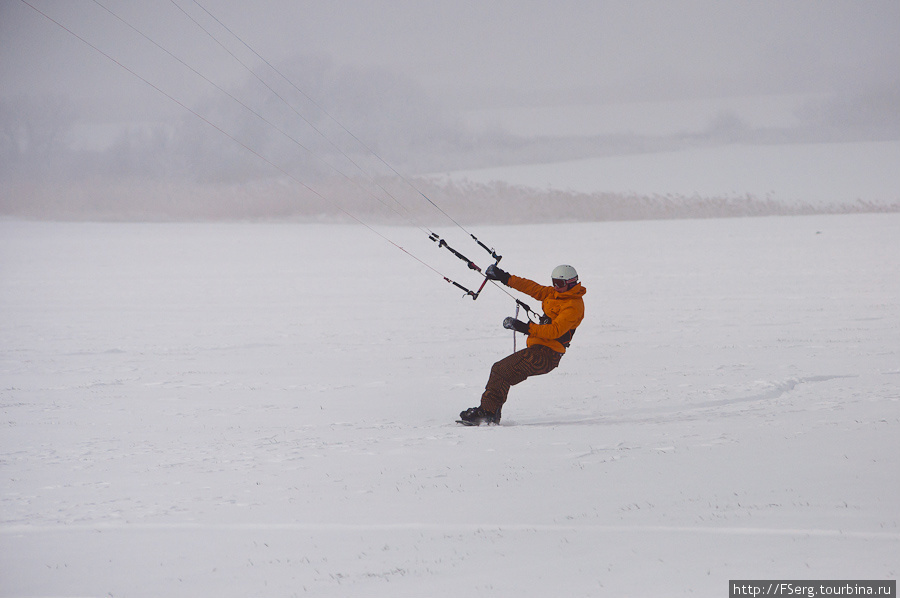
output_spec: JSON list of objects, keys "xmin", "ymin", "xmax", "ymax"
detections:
[
  {"xmin": 503, "ymin": 317, "xmax": 530, "ymax": 334},
  {"xmin": 485, "ymin": 264, "xmax": 510, "ymax": 285}
]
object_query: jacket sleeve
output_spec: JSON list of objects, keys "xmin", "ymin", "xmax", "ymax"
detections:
[
  {"xmin": 527, "ymin": 301, "xmax": 584, "ymax": 341},
  {"xmin": 507, "ymin": 275, "xmax": 554, "ymax": 301}
]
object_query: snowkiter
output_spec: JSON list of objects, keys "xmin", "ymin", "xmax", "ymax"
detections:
[{"xmin": 459, "ymin": 264, "xmax": 586, "ymax": 425}]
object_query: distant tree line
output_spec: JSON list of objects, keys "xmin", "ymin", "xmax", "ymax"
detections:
[{"xmin": 1, "ymin": 58, "xmax": 897, "ymax": 221}]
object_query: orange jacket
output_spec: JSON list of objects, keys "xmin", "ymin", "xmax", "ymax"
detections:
[{"xmin": 508, "ymin": 275, "xmax": 586, "ymax": 354}]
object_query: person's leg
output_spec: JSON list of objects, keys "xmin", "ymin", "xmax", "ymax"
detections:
[{"xmin": 480, "ymin": 345, "xmax": 562, "ymax": 415}]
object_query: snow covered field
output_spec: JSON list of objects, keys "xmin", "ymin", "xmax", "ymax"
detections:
[
  {"xmin": 1, "ymin": 214, "xmax": 898, "ymax": 597},
  {"xmin": 436, "ymin": 141, "xmax": 900, "ymax": 207}
]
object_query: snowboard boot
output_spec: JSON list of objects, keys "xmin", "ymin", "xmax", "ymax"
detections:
[{"xmin": 458, "ymin": 406, "xmax": 501, "ymax": 426}]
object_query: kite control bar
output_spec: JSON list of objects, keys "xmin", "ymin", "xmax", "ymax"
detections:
[{"xmin": 429, "ymin": 232, "xmax": 502, "ymax": 300}]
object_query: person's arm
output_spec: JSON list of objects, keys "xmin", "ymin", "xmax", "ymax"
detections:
[
  {"xmin": 484, "ymin": 265, "xmax": 553, "ymax": 301},
  {"xmin": 527, "ymin": 302, "xmax": 583, "ymax": 341}
]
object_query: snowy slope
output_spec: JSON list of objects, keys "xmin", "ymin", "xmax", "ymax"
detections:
[
  {"xmin": 1, "ymin": 215, "xmax": 898, "ymax": 597},
  {"xmin": 434, "ymin": 141, "xmax": 900, "ymax": 207}
]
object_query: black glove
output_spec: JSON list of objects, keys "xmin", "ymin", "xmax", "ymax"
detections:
[
  {"xmin": 485, "ymin": 264, "xmax": 510, "ymax": 285},
  {"xmin": 503, "ymin": 317, "xmax": 530, "ymax": 334}
]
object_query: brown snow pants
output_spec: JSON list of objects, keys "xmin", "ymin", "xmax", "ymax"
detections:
[{"xmin": 480, "ymin": 344, "xmax": 563, "ymax": 415}]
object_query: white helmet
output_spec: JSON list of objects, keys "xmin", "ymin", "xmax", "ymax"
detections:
[{"xmin": 551, "ymin": 264, "xmax": 578, "ymax": 290}]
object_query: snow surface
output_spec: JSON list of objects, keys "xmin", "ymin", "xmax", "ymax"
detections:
[
  {"xmin": 435, "ymin": 141, "xmax": 900, "ymax": 207},
  {"xmin": 1, "ymin": 214, "xmax": 898, "ymax": 597}
]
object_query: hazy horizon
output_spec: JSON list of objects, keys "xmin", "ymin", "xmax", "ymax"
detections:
[{"xmin": 1, "ymin": 1, "xmax": 898, "ymax": 220}]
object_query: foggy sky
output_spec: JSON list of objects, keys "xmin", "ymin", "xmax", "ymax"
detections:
[{"xmin": 3, "ymin": 0, "xmax": 898, "ymax": 117}]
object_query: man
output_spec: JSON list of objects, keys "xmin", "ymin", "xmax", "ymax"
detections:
[{"xmin": 458, "ymin": 264, "xmax": 586, "ymax": 425}]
